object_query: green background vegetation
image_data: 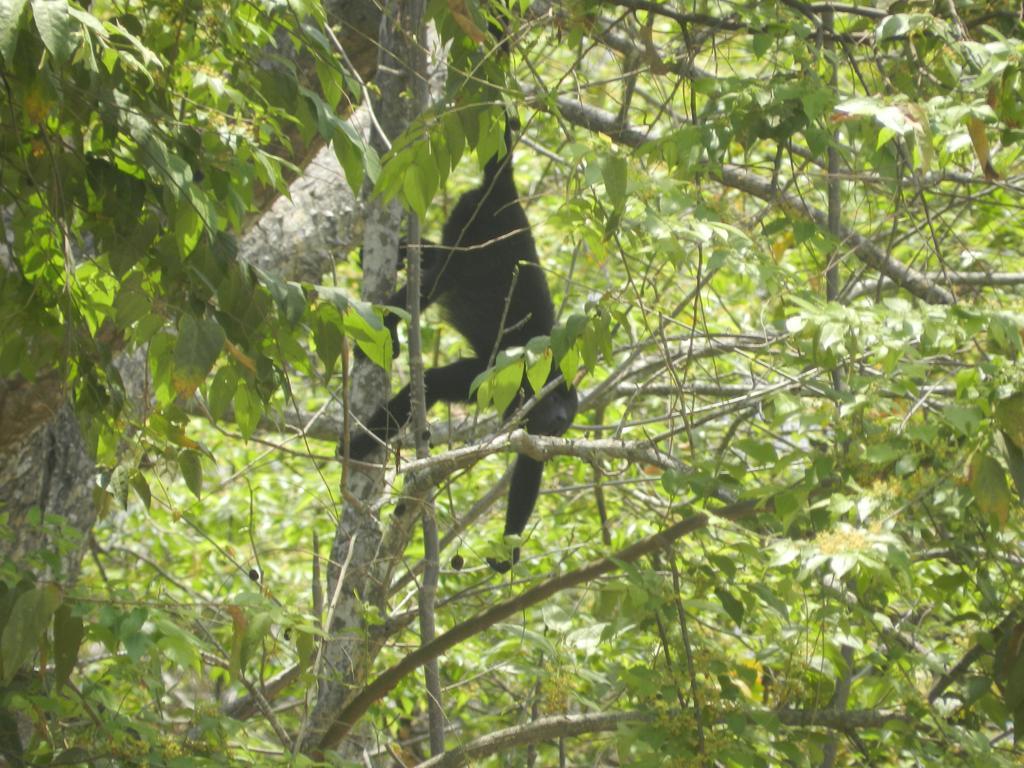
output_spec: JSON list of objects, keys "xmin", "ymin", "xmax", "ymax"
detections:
[{"xmin": 2, "ymin": 0, "xmax": 1024, "ymax": 765}]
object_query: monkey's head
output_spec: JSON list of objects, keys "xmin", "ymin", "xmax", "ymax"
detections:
[{"xmin": 525, "ymin": 382, "xmax": 578, "ymax": 437}]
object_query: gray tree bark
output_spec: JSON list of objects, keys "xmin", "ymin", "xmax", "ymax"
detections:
[
  {"xmin": 0, "ymin": 377, "xmax": 96, "ymax": 581},
  {"xmin": 301, "ymin": 0, "xmax": 430, "ymax": 751}
]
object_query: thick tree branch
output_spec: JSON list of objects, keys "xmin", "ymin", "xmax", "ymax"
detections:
[
  {"xmin": 389, "ymin": 430, "xmax": 687, "ymax": 489},
  {"xmin": 301, "ymin": 0, "xmax": 429, "ymax": 751},
  {"xmin": 415, "ymin": 711, "xmax": 651, "ymax": 767},
  {"xmin": 411, "ymin": 706, "xmax": 910, "ymax": 767},
  {"xmin": 316, "ymin": 508, "xmax": 717, "ymax": 749},
  {"xmin": 929, "ymin": 605, "xmax": 1024, "ymax": 703}
]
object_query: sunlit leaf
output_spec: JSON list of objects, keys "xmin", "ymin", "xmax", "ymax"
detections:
[{"xmin": 968, "ymin": 454, "xmax": 1010, "ymax": 527}]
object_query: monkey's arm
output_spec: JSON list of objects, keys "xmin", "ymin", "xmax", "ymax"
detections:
[{"xmin": 349, "ymin": 357, "xmax": 486, "ymax": 459}]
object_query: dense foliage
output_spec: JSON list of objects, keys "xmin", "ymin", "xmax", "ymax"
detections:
[{"xmin": 2, "ymin": 0, "xmax": 1024, "ymax": 765}]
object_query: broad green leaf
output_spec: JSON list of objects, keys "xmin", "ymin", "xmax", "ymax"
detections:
[
  {"xmin": 526, "ymin": 350, "xmax": 552, "ymax": 398},
  {"xmin": 233, "ymin": 381, "xmax": 263, "ymax": 438},
  {"xmin": 492, "ymin": 359, "xmax": 525, "ymax": 415},
  {"xmin": 313, "ymin": 313, "xmax": 343, "ymax": 378},
  {"xmin": 559, "ymin": 347, "xmax": 581, "ymax": 387},
  {"xmin": 151, "ymin": 618, "xmax": 201, "ymax": 673},
  {"xmin": 174, "ymin": 204, "xmax": 202, "ymax": 255},
  {"xmin": 402, "ymin": 163, "xmax": 428, "ymax": 219},
  {"xmin": 830, "ymin": 553, "xmax": 858, "ymax": 579},
  {"xmin": 178, "ymin": 449, "xmax": 203, "ymax": 498},
  {"xmin": 32, "ymin": 0, "xmax": 74, "ymax": 63},
  {"xmin": 296, "ymin": 628, "xmax": 315, "ymax": 671},
  {"xmin": 995, "ymin": 394, "xmax": 1024, "ymax": 449},
  {"xmin": 969, "ymin": 454, "xmax": 1010, "ymax": 527},
  {"xmin": 130, "ymin": 471, "xmax": 151, "ymax": 510},
  {"xmin": 715, "ymin": 587, "xmax": 744, "ymax": 628},
  {"xmin": 264, "ymin": 277, "xmax": 305, "ymax": 326},
  {"xmin": 994, "ymin": 622, "xmax": 1024, "ymax": 707},
  {"xmin": 240, "ymin": 612, "xmax": 274, "ymax": 671},
  {"xmin": 333, "ymin": 129, "xmax": 365, "ymax": 194},
  {"xmin": 751, "ymin": 32, "xmax": 771, "ymax": 58},
  {"xmin": 835, "ymin": 97, "xmax": 881, "ymax": 117},
  {"xmin": 864, "ymin": 443, "xmax": 903, "ymax": 464},
  {"xmin": 1, "ymin": 584, "xmax": 62, "ymax": 685},
  {"xmin": 1002, "ymin": 435, "xmax": 1024, "ymax": 505},
  {"xmin": 228, "ymin": 607, "xmax": 246, "ymax": 681},
  {"xmin": 945, "ymin": 405, "xmax": 983, "ymax": 436},
  {"xmin": 173, "ymin": 315, "xmax": 225, "ymax": 396},
  {"xmin": 443, "ymin": 112, "xmax": 465, "ymax": 170},
  {"xmin": 53, "ymin": 605, "xmax": 84, "ymax": 692},
  {"xmin": 207, "ymin": 366, "xmax": 237, "ymax": 421},
  {"xmin": 0, "ymin": 0, "xmax": 28, "ymax": 62},
  {"xmin": 602, "ymin": 154, "xmax": 628, "ymax": 213},
  {"xmin": 735, "ymin": 438, "xmax": 778, "ymax": 464},
  {"xmin": 344, "ymin": 305, "xmax": 392, "ymax": 368}
]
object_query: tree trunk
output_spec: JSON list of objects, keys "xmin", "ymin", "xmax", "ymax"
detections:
[{"xmin": 0, "ymin": 0, "xmax": 384, "ymax": 584}]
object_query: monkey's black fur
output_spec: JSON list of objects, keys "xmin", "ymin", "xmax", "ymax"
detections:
[{"xmin": 349, "ymin": 117, "xmax": 577, "ymax": 572}]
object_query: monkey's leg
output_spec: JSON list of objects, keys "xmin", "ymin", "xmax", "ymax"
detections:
[{"xmin": 487, "ymin": 454, "xmax": 544, "ymax": 573}]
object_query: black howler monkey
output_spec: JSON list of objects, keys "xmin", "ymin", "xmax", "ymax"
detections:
[{"xmin": 349, "ymin": 115, "xmax": 578, "ymax": 572}]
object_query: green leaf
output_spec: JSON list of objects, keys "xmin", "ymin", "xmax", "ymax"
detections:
[
  {"xmin": 53, "ymin": 605, "xmax": 84, "ymax": 692},
  {"xmin": 492, "ymin": 359, "xmax": 525, "ymax": 415},
  {"xmin": 344, "ymin": 305, "xmax": 392, "ymax": 369},
  {"xmin": 526, "ymin": 350, "xmax": 552, "ymax": 398},
  {"xmin": 130, "ymin": 471, "xmax": 151, "ymax": 510},
  {"xmin": 152, "ymin": 617, "xmax": 201, "ymax": 672},
  {"xmin": 1002, "ymin": 435, "xmax": 1024, "ymax": 505},
  {"xmin": 233, "ymin": 381, "xmax": 263, "ymax": 439},
  {"xmin": 969, "ymin": 454, "xmax": 1010, "ymax": 527},
  {"xmin": 178, "ymin": 449, "xmax": 203, "ymax": 498},
  {"xmin": 313, "ymin": 314, "xmax": 343, "ymax": 378},
  {"xmin": 735, "ymin": 438, "xmax": 778, "ymax": 464},
  {"xmin": 944, "ymin": 405, "xmax": 983, "ymax": 436},
  {"xmin": 1, "ymin": 584, "xmax": 62, "ymax": 685},
  {"xmin": 295, "ymin": 628, "xmax": 315, "ymax": 671},
  {"xmin": 751, "ymin": 32, "xmax": 771, "ymax": 58},
  {"xmin": 996, "ymin": 394, "xmax": 1024, "ymax": 449},
  {"xmin": 207, "ymin": 366, "xmax": 237, "ymax": 421},
  {"xmin": 240, "ymin": 612, "xmax": 274, "ymax": 671},
  {"xmin": 0, "ymin": 0, "xmax": 28, "ymax": 62},
  {"xmin": 715, "ymin": 587, "xmax": 744, "ymax": 628},
  {"xmin": 602, "ymin": 154, "xmax": 628, "ymax": 213},
  {"xmin": 228, "ymin": 608, "xmax": 246, "ymax": 681},
  {"xmin": 864, "ymin": 443, "xmax": 902, "ymax": 464},
  {"xmin": 32, "ymin": 0, "xmax": 74, "ymax": 63},
  {"xmin": 333, "ymin": 132, "xmax": 364, "ymax": 194},
  {"xmin": 443, "ymin": 112, "xmax": 465, "ymax": 169},
  {"xmin": 559, "ymin": 347, "xmax": 581, "ymax": 387},
  {"xmin": 402, "ymin": 163, "xmax": 427, "ymax": 218},
  {"xmin": 581, "ymin": 319, "xmax": 602, "ymax": 371},
  {"xmin": 830, "ymin": 553, "xmax": 858, "ymax": 579},
  {"xmin": 174, "ymin": 204, "xmax": 203, "ymax": 255},
  {"xmin": 173, "ymin": 315, "xmax": 225, "ymax": 396}
]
